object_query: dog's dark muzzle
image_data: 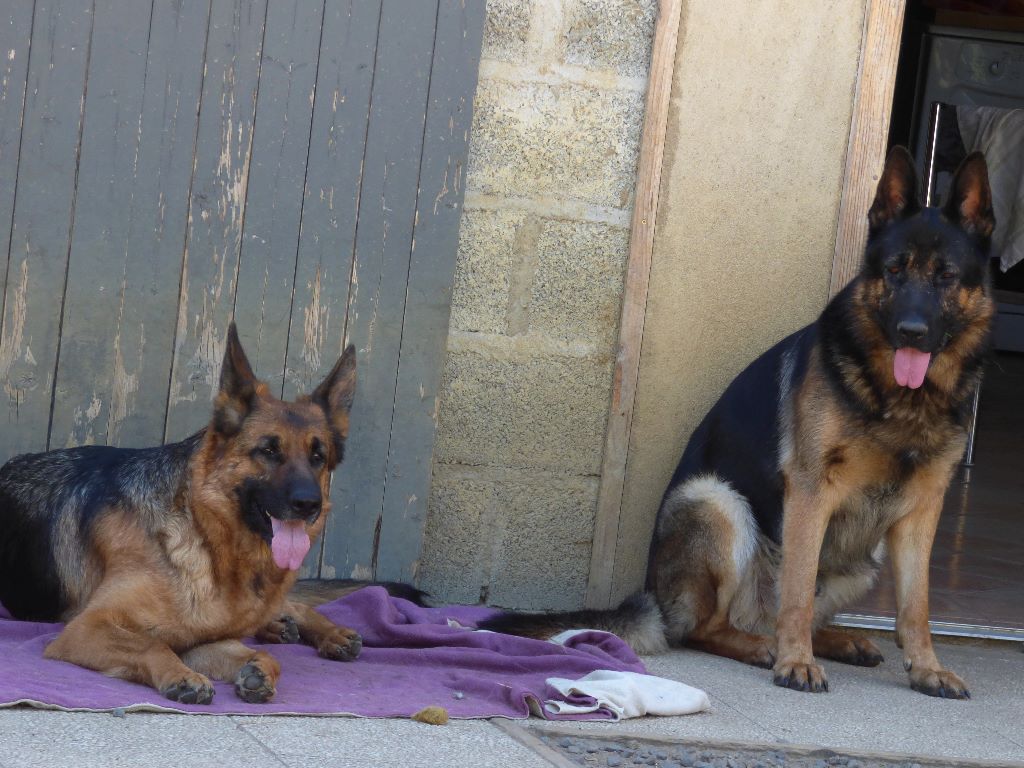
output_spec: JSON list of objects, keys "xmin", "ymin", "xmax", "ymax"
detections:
[
  {"xmin": 888, "ymin": 287, "xmax": 943, "ymax": 353},
  {"xmin": 280, "ymin": 476, "xmax": 322, "ymax": 524}
]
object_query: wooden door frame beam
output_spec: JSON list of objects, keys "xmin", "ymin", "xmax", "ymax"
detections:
[
  {"xmin": 829, "ymin": 0, "xmax": 907, "ymax": 297},
  {"xmin": 585, "ymin": 0, "xmax": 683, "ymax": 609},
  {"xmin": 585, "ymin": 0, "xmax": 907, "ymax": 608}
]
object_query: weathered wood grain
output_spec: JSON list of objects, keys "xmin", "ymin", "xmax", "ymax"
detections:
[
  {"xmin": 163, "ymin": 0, "xmax": 269, "ymax": 442},
  {"xmin": 374, "ymin": 0, "xmax": 485, "ymax": 583},
  {"xmin": 48, "ymin": 0, "xmax": 155, "ymax": 449},
  {"xmin": 829, "ymin": 0, "xmax": 905, "ymax": 297},
  {"xmin": 282, "ymin": 0, "xmax": 382, "ymax": 579},
  {"xmin": 0, "ymin": 2, "xmax": 34, "ymax": 310},
  {"xmin": 585, "ymin": 0, "xmax": 683, "ymax": 609},
  {"xmin": 0, "ymin": 0, "xmax": 482, "ymax": 584},
  {"xmin": 101, "ymin": 0, "xmax": 212, "ymax": 447},
  {"xmin": 231, "ymin": 0, "xmax": 325, "ymax": 394},
  {"xmin": 0, "ymin": 0, "xmax": 93, "ymax": 464},
  {"xmin": 318, "ymin": 0, "xmax": 440, "ymax": 580},
  {"xmin": 282, "ymin": 0, "xmax": 381, "ymax": 403}
]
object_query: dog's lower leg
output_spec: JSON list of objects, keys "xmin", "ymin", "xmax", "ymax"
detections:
[
  {"xmin": 688, "ymin": 622, "xmax": 776, "ymax": 668},
  {"xmin": 44, "ymin": 610, "xmax": 214, "ymax": 704},
  {"xmin": 888, "ymin": 479, "xmax": 969, "ymax": 699},
  {"xmin": 281, "ymin": 600, "xmax": 363, "ymax": 661},
  {"xmin": 182, "ymin": 639, "xmax": 281, "ymax": 703}
]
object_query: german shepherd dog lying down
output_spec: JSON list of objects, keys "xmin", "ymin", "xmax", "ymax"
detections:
[
  {"xmin": 481, "ymin": 148, "xmax": 995, "ymax": 699},
  {"xmin": 0, "ymin": 325, "xmax": 373, "ymax": 704}
]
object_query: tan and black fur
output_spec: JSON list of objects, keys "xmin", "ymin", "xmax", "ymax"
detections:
[
  {"xmin": 482, "ymin": 148, "xmax": 996, "ymax": 699},
  {"xmin": 0, "ymin": 325, "xmax": 365, "ymax": 704}
]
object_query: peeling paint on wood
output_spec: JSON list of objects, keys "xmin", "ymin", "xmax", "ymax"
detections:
[
  {"xmin": 318, "ymin": 0, "xmax": 441, "ymax": 580},
  {"xmin": 0, "ymin": 0, "xmax": 92, "ymax": 463},
  {"xmin": 0, "ymin": 0, "xmax": 484, "ymax": 583},
  {"xmin": 49, "ymin": 0, "xmax": 155, "ymax": 451},
  {"xmin": 374, "ymin": 0, "xmax": 485, "ymax": 582},
  {"xmin": 164, "ymin": 0, "xmax": 269, "ymax": 441},
  {"xmin": 0, "ymin": 3, "xmax": 32, "ymax": 311},
  {"xmin": 232, "ymin": 0, "xmax": 325, "ymax": 394}
]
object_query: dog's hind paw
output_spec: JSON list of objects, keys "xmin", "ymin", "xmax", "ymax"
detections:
[
  {"xmin": 317, "ymin": 629, "xmax": 363, "ymax": 662},
  {"xmin": 773, "ymin": 660, "xmax": 829, "ymax": 693},
  {"xmin": 160, "ymin": 674, "xmax": 215, "ymax": 705},
  {"xmin": 813, "ymin": 630, "xmax": 884, "ymax": 667},
  {"xmin": 234, "ymin": 662, "xmax": 277, "ymax": 703},
  {"xmin": 909, "ymin": 667, "xmax": 970, "ymax": 700}
]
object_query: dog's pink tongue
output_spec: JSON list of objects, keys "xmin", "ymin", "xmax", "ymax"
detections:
[
  {"xmin": 893, "ymin": 348, "xmax": 931, "ymax": 389},
  {"xmin": 269, "ymin": 518, "xmax": 311, "ymax": 571}
]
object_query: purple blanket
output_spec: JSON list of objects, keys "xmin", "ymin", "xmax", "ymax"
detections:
[{"xmin": 0, "ymin": 587, "xmax": 645, "ymax": 719}]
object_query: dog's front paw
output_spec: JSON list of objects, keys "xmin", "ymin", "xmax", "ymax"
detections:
[
  {"xmin": 255, "ymin": 615, "xmax": 300, "ymax": 644},
  {"xmin": 160, "ymin": 673, "xmax": 215, "ymax": 705},
  {"xmin": 773, "ymin": 659, "xmax": 829, "ymax": 693},
  {"xmin": 317, "ymin": 629, "xmax": 363, "ymax": 662},
  {"xmin": 908, "ymin": 666, "xmax": 970, "ymax": 699},
  {"xmin": 234, "ymin": 661, "xmax": 277, "ymax": 703}
]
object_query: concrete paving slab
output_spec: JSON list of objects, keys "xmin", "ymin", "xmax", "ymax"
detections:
[
  {"xmin": 531, "ymin": 637, "xmax": 1024, "ymax": 765},
  {"xmin": 0, "ymin": 709, "xmax": 285, "ymax": 768},
  {"xmin": 233, "ymin": 714, "xmax": 553, "ymax": 768}
]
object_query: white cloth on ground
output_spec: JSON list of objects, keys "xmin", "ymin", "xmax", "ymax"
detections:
[
  {"xmin": 544, "ymin": 669, "xmax": 711, "ymax": 719},
  {"xmin": 543, "ymin": 629, "xmax": 710, "ymax": 719}
]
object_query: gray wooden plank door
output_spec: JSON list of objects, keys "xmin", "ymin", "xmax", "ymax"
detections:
[{"xmin": 0, "ymin": 0, "xmax": 484, "ymax": 583}]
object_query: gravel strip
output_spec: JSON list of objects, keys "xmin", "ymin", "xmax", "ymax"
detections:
[{"xmin": 537, "ymin": 733, "xmax": 937, "ymax": 768}]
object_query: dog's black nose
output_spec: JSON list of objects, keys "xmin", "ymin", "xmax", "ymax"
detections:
[
  {"xmin": 289, "ymin": 494, "xmax": 321, "ymax": 518},
  {"xmin": 897, "ymin": 318, "xmax": 928, "ymax": 342}
]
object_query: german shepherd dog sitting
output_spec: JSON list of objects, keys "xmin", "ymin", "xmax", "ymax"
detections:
[
  {"xmin": 0, "ymin": 325, "xmax": 366, "ymax": 704},
  {"xmin": 481, "ymin": 148, "xmax": 995, "ymax": 699}
]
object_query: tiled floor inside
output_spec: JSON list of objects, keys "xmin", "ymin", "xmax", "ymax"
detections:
[{"xmin": 850, "ymin": 351, "xmax": 1024, "ymax": 631}]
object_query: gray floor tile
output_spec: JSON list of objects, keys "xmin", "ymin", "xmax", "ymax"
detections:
[
  {"xmin": 233, "ymin": 714, "xmax": 552, "ymax": 768},
  {"xmin": 0, "ymin": 709, "xmax": 285, "ymax": 768}
]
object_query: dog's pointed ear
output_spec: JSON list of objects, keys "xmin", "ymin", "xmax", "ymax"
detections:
[
  {"xmin": 944, "ymin": 151, "xmax": 995, "ymax": 239},
  {"xmin": 312, "ymin": 345, "xmax": 357, "ymax": 466},
  {"xmin": 868, "ymin": 146, "xmax": 921, "ymax": 234},
  {"xmin": 213, "ymin": 323, "xmax": 258, "ymax": 436}
]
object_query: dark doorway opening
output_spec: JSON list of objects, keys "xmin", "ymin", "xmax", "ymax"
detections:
[{"xmin": 842, "ymin": 0, "xmax": 1024, "ymax": 639}]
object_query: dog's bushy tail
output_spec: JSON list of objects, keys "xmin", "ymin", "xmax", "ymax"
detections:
[
  {"xmin": 291, "ymin": 578, "xmax": 431, "ymax": 607},
  {"xmin": 476, "ymin": 592, "xmax": 668, "ymax": 655}
]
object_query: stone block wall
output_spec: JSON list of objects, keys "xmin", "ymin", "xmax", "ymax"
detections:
[{"xmin": 417, "ymin": 0, "xmax": 656, "ymax": 609}]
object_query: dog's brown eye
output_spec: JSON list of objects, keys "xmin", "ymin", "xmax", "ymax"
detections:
[
  {"xmin": 941, "ymin": 270, "xmax": 957, "ymax": 280},
  {"xmin": 887, "ymin": 265, "xmax": 901, "ymax": 275},
  {"xmin": 310, "ymin": 450, "xmax": 325, "ymax": 467},
  {"xmin": 256, "ymin": 439, "xmax": 281, "ymax": 462}
]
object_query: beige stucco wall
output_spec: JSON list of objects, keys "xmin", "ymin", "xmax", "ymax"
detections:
[{"xmin": 610, "ymin": 0, "xmax": 869, "ymax": 602}]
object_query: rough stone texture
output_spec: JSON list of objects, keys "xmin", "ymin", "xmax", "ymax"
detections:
[
  {"xmin": 449, "ymin": 209, "xmax": 526, "ymax": 335},
  {"xmin": 466, "ymin": 78, "xmax": 645, "ymax": 209},
  {"xmin": 419, "ymin": 467, "xmax": 599, "ymax": 610},
  {"xmin": 481, "ymin": 0, "xmax": 533, "ymax": 63},
  {"xmin": 434, "ymin": 348, "xmax": 613, "ymax": 475},
  {"xmin": 531, "ymin": 220, "xmax": 630, "ymax": 345},
  {"xmin": 608, "ymin": 0, "xmax": 867, "ymax": 603},
  {"xmin": 486, "ymin": 475, "xmax": 599, "ymax": 609},
  {"xmin": 419, "ymin": 0, "xmax": 655, "ymax": 609},
  {"xmin": 418, "ymin": 470, "xmax": 494, "ymax": 605},
  {"xmin": 564, "ymin": 0, "xmax": 658, "ymax": 78}
]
